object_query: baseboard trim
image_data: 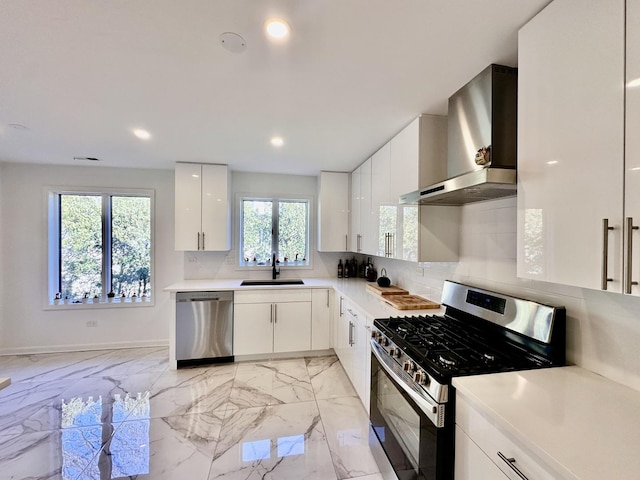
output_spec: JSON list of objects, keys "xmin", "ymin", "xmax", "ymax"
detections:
[{"xmin": 0, "ymin": 339, "xmax": 169, "ymax": 356}]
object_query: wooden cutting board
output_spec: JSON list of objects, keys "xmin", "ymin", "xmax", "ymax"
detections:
[
  {"xmin": 366, "ymin": 283, "xmax": 409, "ymax": 296},
  {"xmin": 383, "ymin": 294, "xmax": 441, "ymax": 310}
]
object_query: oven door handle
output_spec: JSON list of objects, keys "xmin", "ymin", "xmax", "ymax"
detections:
[{"xmin": 371, "ymin": 339, "xmax": 445, "ymax": 428}]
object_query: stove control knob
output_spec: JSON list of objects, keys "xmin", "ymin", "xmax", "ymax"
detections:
[
  {"xmin": 371, "ymin": 331, "xmax": 380, "ymax": 340},
  {"xmin": 403, "ymin": 360, "xmax": 416, "ymax": 373},
  {"xmin": 378, "ymin": 336, "xmax": 389, "ymax": 347},
  {"xmin": 413, "ymin": 370, "xmax": 430, "ymax": 386},
  {"xmin": 389, "ymin": 347, "xmax": 401, "ymax": 358}
]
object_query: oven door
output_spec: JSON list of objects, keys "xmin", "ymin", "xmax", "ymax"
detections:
[{"xmin": 369, "ymin": 340, "xmax": 453, "ymax": 480}]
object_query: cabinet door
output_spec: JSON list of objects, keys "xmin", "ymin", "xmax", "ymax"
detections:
[
  {"xmin": 360, "ymin": 158, "xmax": 376, "ymax": 255},
  {"xmin": 454, "ymin": 426, "xmax": 507, "ymax": 480},
  {"xmin": 334, "ymin": 301, "xmax": 351, "ymax": 370},
  {"xmin": 233, "ymin": 303, "xmax": 273, "ymax": 355},
  {"xmin": 350, "ymin": 167, "xmax": 361, "ymax": 252},
  {"xmin": 517, "ymin": 0, "xmax": 625, "ymax": 290},
  {"xmin": 311, "ymin": 289, "xmax": 331, "ymax": 350},
  {"xmin": 625, "ymin": 0, "xmax": 640, "ymax": 295},
  {"xmin": 390, "ymin": 117, "xmax": 420, "ymax": 200},
  {"xmin": 273, "ymin": 302, "xmax": 312, "ymax": 353},
  {"xmin": 372, "ymin": 143, "xmax": 396, "ymax": 258},
  {"xmin": 353, "ymin": 314, "xmax": 371, "ymax": 412},
  {"xmin": 175, "ymin": 163, "xmax": 202, "ymax": 251},
  {"xmin": 318, "ymin": 172, "xmax": 350, "ymax": 252},
  {"xmin": 201, "ymin": 164, "xmax": 230, "ymax": 251}
]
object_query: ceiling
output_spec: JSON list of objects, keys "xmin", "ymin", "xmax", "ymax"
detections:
[{"xmin": 0, "ymin": 0, "xmax": 551, "ymax": 175}]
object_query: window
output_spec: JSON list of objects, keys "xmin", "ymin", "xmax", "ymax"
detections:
[
  {"xmin": 48, "ymin": 189, "xmax": 153, "ymax": 304},
  {"xmin": 240, "ymin": 197, "xmax": 309, "ymax": 266}
]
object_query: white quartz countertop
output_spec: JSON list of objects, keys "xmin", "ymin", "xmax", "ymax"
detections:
[
  {"xmin": 453, "ymin": 366, "xmax": 640, "ymax": 480},
  {"xmin": 164, "ymin": 277, "xmax": 445, "ymax": 319},
  {"xmin": 0, "ymin": 377, "xmax": 10, "ymax": 391}
]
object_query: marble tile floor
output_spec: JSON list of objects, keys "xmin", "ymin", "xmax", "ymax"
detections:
[{"xmin": 0, "ymin": 347, "xmax": 383, "ymax": 480}]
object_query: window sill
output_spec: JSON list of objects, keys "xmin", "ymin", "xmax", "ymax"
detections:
[{"xmin": 44, "ymin": 300, "xmax": 155, "ymax": 311}]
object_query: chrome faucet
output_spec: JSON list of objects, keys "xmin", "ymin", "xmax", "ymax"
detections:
[{"xmin": 272, "ymin": 253, "xmax": 280, "ymax": 280}]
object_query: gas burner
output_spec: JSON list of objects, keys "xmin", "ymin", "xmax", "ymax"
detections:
[
  {"xmin": 438, "ymin": 354, "xmax": 457, "ymax": 367},
  {"xmin": 483, "ymin": 353, "xmax": 496, "ymax": 363}
]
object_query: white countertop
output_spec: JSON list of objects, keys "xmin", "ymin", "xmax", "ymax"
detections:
[
  {"xmin": 164, "ymin": 277, "xmax": 446, "ymax": 319},
  {"xmin": 453, "ymin": 366, "xmax": 640, "ymax": 480},
  {"xmin": 0, "ymin": 377, "xmax": 10, "ymax": 391}
]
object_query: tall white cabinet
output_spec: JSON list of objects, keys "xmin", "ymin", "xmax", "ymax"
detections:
[
  {"xmin": 318, "ymin": 172, "xmax": 349, "ymax": 252},
  {"xmin": 517, "ymin": 0, "xmax": 628, "ymax": 292},
  {"xmin": 175, "ymin": 163, "xmax": 231, "ymax": 251},
  {"xmin": 350, "ymin": 159, "xmax": 373, "ymax": 253}
]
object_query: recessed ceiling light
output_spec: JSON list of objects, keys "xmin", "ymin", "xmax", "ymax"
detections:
[
  {"xmin": 546, "ymin": 160, "xmax": 559, "ymax": 165},
  {"xmin": 265, "ymin": 19, "xmax": 290, "ymax": 39},
  {"xmin": 133, "ymin": 128, "xmax": 151, "ymax": 140},
  {"xmin": 270, "ymin": 136, "xmax": 284, "ymax": 147},
  {"xmin": 628, "ymin": 77, "xmax": 640, "ymax": 88}
]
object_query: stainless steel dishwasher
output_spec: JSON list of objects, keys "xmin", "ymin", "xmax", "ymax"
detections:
[{"xmin": 176, "ymin": 291, "xmax": 233, "ymax": 366}]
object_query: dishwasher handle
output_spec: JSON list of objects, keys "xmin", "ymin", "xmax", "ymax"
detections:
[{"xmin": 176, "ymin": 291, "xmax": 234, "ymax": 302}]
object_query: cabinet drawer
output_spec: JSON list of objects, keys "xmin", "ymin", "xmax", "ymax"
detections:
[
  {"xmin": 234, "ymin": 289, "xmax": 311, "ymax": 304},
  {"xmin": 456, "ymin": 395, "xmax": 560, "ymax": 480}
]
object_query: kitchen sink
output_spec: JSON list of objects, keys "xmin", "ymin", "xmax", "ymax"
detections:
[{"xmin": 240, "ymin": 279, "xmax": 305, "ymax": 286}]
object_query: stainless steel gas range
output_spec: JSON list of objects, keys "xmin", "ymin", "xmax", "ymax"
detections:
[{"xmin": 369, "ymin": 281, "xmax": 566, "ymax": 480}]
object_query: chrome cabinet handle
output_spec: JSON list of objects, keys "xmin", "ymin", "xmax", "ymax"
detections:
[
  {"xmin": 197, "ymin": 232, "xmax": 201, "ymax": 250},
  {"xmin": 202, "ymin": 232, "xmax": 205, "ymax": 250},
  {"xmin": 348, "ymin": 321, "xmax": 354, "ymax": 346},
  {"xmin": 357, "ymin": 234, "xmax": 362, "ymax": 252},
  {"xmin": 274, "ymin": 303, "xmax": 277, "ymax": 323},
  {"xmin": 345, "ymin": 235, "xmax": 348, "ymax": 251},
  {"xmin": 326, "ymin": 290, "xmax": 330, "ymax": 308},
  {"xmin": 497, "ymin": 452, "xmax": 529, "ymax": 480},
  {"xmin": 339, "ymin": 296, "xmax": 344, "ymax": 317},
  {"xmin": 270, "ymin": 303, "xmax": 273, "ymax": 323},
  {"xmin": 602, "ymin": 219, "xmax": 614, "ymax": 290},
  {"xmin": 626, "ymin": 217, "xmax": 639, "ymax": 294}
]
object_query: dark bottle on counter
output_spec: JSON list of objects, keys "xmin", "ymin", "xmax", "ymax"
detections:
[
  {"xmin": 344, "ymin": 259, "xmax": 350, "ymax": 278},
  {"xmin": 351, "ymin": 257, "xmax": 358, "ymax": 277},
  {"xmin": 338, "ymin": 259, "xmax": 343, "ymax": 278}
]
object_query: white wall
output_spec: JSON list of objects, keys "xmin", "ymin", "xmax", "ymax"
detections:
[
  {"xmin": 0, "ymin": 163, "xmax": 183, "ymax": 354},
  {"xmin": 183, "ymin": 171, "xmax": 346, "ymax": 280},
  {"xmin": 378, "ymin": 197, "xmax": 640, "ymax": 392}
]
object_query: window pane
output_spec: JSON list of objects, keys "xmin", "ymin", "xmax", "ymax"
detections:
[
  {"xmin": 243, "ymin": 200, "xmax": 273, "ymax": 263},
  {"xmin": 278, "ymin": 201, "xmax": 308, "ymax": 261},
  {"xmin": 111, "ymin": 196, "xmax": 151, "ymax": 297},
  {"xmin": 60, "ymin": 194, "xmax": 102, "ymax": 299}
]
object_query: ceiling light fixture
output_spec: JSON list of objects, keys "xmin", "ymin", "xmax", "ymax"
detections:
[
  {"xmin": 265, "ymin": 19, "xmax": 290, "ymax": 39},
  {"xmin": 270, "ymin": 136, "xmax": 284, "ymax": 147},
  {"xmin": 133, "ymin": 128, "xmax": 151, "ymax": 140}
]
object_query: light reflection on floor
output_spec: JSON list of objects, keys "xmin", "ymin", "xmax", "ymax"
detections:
[{"xmin": 60, "ymin": 393, "xmax": 150, "ymax": 479}]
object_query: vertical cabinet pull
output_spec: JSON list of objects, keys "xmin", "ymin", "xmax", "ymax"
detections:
[
  {"xmin": 497, "ymin": 452, "xmax": 529, "ymax": 480},
  {"xmin": 602, "ymin": 219, "xmax": 614, "ymax": 290},
  {"xmin": 345, "ymin": 235, "xmax": 348, "ymax": 251},
  {"xmin": 197, "ymin": 232, "xmax": 201, "ymax": 250},
  {"xmin": 626, "ymin": 217, "xmax": 639, "ymax": 294},
  {"xmin": 348, "ymin": 321, "xmax": 354, "ymax": 346},
  {"xmin": 202, "ymin": 232, "xmax": 205, "ymax": 250},
  {"xmin": 339, "ymin": 297, "xmax": 344, "ymax": 317},
  {"xmin": 270, "ymin": 303, "xmax": 274, "ymax": 323},
  {"xmin": 357, "ymin": 234, "xmax": 362, "ymax": 252},
  {"xmin": 326, "ymin": 290, "xmax": 330, "ymax": 308},
  {"xmin": 274, "ymin": 303, "xmax": 277, "ymax": 323}
]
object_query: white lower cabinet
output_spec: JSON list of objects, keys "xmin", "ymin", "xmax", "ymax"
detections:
[
  {"xmin": 334, "ymin": 296, "xmax": 371, "ymax": 411},
  {"xmin": 234, "ymin": 289, "xmax": 311, "ymax": 356},
  {"xmin": 455, "ymin": 395, "xmax": 559, "ymax": 480},
  {"xmin": 311, "ymin": 289, "xmax": 332, "ymax": 350}
]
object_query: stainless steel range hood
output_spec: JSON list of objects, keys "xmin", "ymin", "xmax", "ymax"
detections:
[{"xmin": 401, "ymin": 64, "xmax": 518, "ymax": 206}]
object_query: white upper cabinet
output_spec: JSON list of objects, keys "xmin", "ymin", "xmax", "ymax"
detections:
[
  {"xmin": 175, "ymin": 163, "xmax": 230, "ymax": 251},
  {"xmin": 371, "ymin": 142, "xmax": 394, "ymax": 257},
  {"xmin": 318, "ymin": 172, "xmax": 349, "ymax": 252},
  {"xmin": 517, "ymin": 0, "xmax": 626, "ymax": 292},
  {"xmin": 350, "ymin": 158, "xmax": 374, "ymax": 254},
  {"xmin": 626, "ymin": 0, "xmax": 640, "ymax": 294}
]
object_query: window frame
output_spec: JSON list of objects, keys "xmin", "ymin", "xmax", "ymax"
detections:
[
  {"xmin": 238, "ymin": 195, "xmax": 311, "ymax": 268},
  {"xmin": 46, "ymin": 186, "xmax": 155, "ymax": 308}
]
